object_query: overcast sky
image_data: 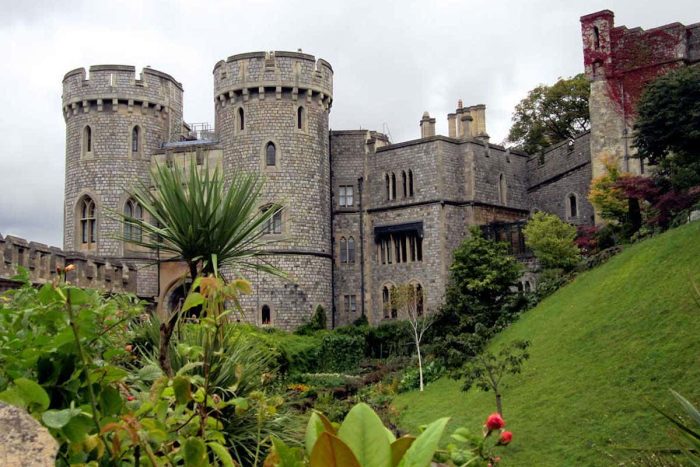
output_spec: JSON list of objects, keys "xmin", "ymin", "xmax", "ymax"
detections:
[{"xmin": 0, "ymin": 0, "xmax": 697, "ymax": 248}]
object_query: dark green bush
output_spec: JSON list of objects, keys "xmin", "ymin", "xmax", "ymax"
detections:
[
  {"xmin": 294, "ymin": 305, "xmax": 328, "ymax": 335},
  {"xmin": 318, "ymin": 333, "xmax": 365, "ymax": 373},
  {"xmin": 366, "ymin": 321, "xmax": 414, "ymax": 358}
]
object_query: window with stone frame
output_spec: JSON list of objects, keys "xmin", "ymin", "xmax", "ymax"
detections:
[
  {"xmin": 385, "ymin": 174, "xmax": 391, "ymax": 200},
  {"xmin": 344, "ymin": 294, "xmax": 357, "ymax": 313},
  {"xmin": 238, "ymin": 107, "xmax": 245, "ymax": 131},
  {"xmin": 262, "ymin": 205, "xmax": 282, "ymax": 234},
  {"xmin": 340, "ymin": 237, "xmax": 347, "ymax": 263},
  {"xmin": 390, "ymin": 286, "xmax": 398, "ymax": 318},
  {"xmin": 498, "ymin": 173, "xmax": 507, "ymax": 205},
  {"xmin": 261, "ymin": 305, "xmax": 271, "ymax": 325},
  {"xmin": 347, "ymin": 237, "xmax": 355, "ymax": 263},
  {"xmin": 568, "ymin": 194, "xmax": 578, "ymax": 218},
  {"xmin": 265, "ymin": 142, "xmax": 277, "ymax": 166},
  {"xmin": 391, "ymin": 173, "xmax": 397, "ymax": 199},
  {"xmin": 82, "ymin": 125, "xmax": 93, "ymax": 157},
  {"xmin": 79, "ymin": 196, "xmax": 97, "ymax": 249},
  {"xmin": 131, "ymin": 126, "xmax": 141, "ymax": 155},
  {"xmin": 339, "ymin": 185, "xmax": 354, "ymax": 207},
  {"xmin": 402, "ymin": 171, "xmax": 407, "ymax": 198},
  {"xmin": 382, "ymin": 286, "xmax": 390, "ymax": 318},
  {"xmin": 408, "ymin": 170, "xmax": 414, "ymax": 197},
  {"xmin": 123, "ymin": 198, "xmax": 143, "ymax": 243},
  {"xmin": 297, "ymin": 106, "xmax": 306, "ymax": 131}
]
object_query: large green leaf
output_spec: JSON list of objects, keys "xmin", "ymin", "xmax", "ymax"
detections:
[
  {"xmin": 42, "ymin": 406, "xmax": 82, "ymax": 429},
  {"xmin": 14, "ymin": 377, "xmax": 50, "ymax": 412},
  {"xmin": 99, "ymin": 386, "xmax": 123, "ymax": 416},
  {"xmin": 337, "ymin": 403, "xmax": 392, "ymax": 467},
  {"xmin": 310, "ymin": 432, "xmax": 361, "ymax": 467},
  {"xmin": 398, "ymin": 417, "xmax": 449, "ymax": 467},
  {"xmin": 173, "ymin": 376, "xmax": 192, "ymax": 405},
  {"xmin": 183, "ymin": 437, "xmax": 207, "ymax": 466},
  {"xmin": 61, "ymin": 414, "xmax": 94, "ymax": 443}
]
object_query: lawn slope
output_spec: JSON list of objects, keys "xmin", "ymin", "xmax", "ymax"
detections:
[{"xmin": 394, "ymin": 221, "xmax": 700, "ymax": 466}]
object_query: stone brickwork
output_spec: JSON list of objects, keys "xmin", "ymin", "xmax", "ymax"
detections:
[
  {"xmin": 62, "ymin": 65, "xmax": 184, "ymax": 299},
  {"xmin": 212, "ymin": 51, "xmax": 334, "ymax": 329},
  {"xmin": 580, "ymin": 10, "xmax": 700, "ymax": 180},
  {"xmin": 0, "ymin": 233, "xmax": 137, "ymax": 294},
  {"xmin": 527, "ymin": 132, "xmax": 595, "ymax": 225}
]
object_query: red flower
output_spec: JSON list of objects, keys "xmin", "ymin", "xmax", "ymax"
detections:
[
  {"xmin": 127, "ymin": 395, "xmax": 135, "ymax": 401},
  {"xmin": 485, "ymin": 413, "xmax": 505, "ymax": 431},
  {"xmin": 498, "ymin": 431, "xmax": 513, "ymax": 445}
]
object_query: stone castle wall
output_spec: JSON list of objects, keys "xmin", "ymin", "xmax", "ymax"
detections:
[
  {"xmin": 0, "ymin": 233, "xmax": 137, "ymax": 294},
  {"xmin": 580, "ymin": 10, "xmax": 700, "ymax": 180},
  {"xmin": 527, "ymin": 132, "xmax": 595, "ymax": 225}
]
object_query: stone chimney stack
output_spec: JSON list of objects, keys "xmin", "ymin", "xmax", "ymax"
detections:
[
  {"xmin": 420, "ymin": 111, "xmax": 436, "ymax": 138},
  {"xmin": 467, "ymin": 104, "xmax": 489, "ymax": 141},
  {"xmin": 447, "ymin": 112, "xmax": 457, "ymax": 138},
  {"xmin": 460, "ymin": 114, "xmax": 473, "ymax": 139}
]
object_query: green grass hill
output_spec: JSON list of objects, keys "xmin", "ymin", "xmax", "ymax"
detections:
[{"xmin": 394, "ymin": 221, "xmax": 700, "ymax": 466}]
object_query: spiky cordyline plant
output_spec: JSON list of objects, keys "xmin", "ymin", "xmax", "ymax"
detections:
[{"xmin": 116, "ymin": 161, "xmax": 285, "ymax": 374}]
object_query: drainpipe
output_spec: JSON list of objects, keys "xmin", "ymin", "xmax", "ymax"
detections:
[{"xmin": 358, "ymin": 176, "xmax": 366, "ymax": 318}]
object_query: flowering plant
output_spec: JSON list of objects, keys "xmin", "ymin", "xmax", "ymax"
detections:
[{"xmin": 437, "ymin": 412, "xmax": 514, "ymax": 466}]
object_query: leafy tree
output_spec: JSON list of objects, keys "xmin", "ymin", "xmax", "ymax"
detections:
[
  {"xmin": 523, "ymin": 212, "xmax": 580, "ymax": 271},
  {"xmin": 392, "ymin": 283, "xmax": 434, "ymax": 391},
  {"xmin": 588, "ymin": 156, "xmax": 630, "ymax": 225},
  {"xmin": 118, "ymin": 162, "xmax": 283, "ymax": 375},
  {"xmin": 507, "ymin": 74, "xmax": 590, "ymax": 154},
  {"xmin": 431, "ymin": 228, "xmax": 522, "ymax": 370},
  {"xmin": 458, "ymin": 340, "xmax": 530, "ymax": 416},
  {"xmin": 634, "ymin": 66, "xmax": 700, "ymax": 190},
  {"xmin": 295, "ymin": 305, "xmax": 328, "ymax": 335}
]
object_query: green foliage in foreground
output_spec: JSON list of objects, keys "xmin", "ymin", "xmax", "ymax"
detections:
[{"xmin": 395, "ymin": 221, "xmax": 700, "ymax": 466}]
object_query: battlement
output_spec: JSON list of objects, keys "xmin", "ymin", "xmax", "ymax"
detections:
[
  {"xmin": 213, "ymin": 50, "xmax": 333, "ymax": 109},
  {"xmin": 62, "ymin": 65, "xmax": 183, "ymax": 121},
  {"xmin": 0, "ymin": 233, "xmax": 137, "ymax": 294}
]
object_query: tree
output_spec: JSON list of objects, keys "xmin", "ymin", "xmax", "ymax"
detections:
[
  {"xmin": 634, "ymin": 66, "xmax": 700, "ymax": 190},
  {"xmin": 118, "ymin": 162, "xmax": 283, "ymax": 375},
  {"xmin": 392, "ymin": 283, "xmax": 433, "ymax": 391},
  {"xmin": 431, "ymin": 228, "xmax": 522, "ymax": 370},
  {"xmin": 458, "ymin": 340, "xmax": 530, "ymax": 416},
  {"xmin": 522, "ymin": 212, "xmax": 580, "ymax": 271},
  {"xmin": 507, "ymin": 74, "xmax": 590, "ymax": 154}
]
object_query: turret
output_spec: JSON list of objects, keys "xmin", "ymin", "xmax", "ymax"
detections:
[
  {"xmin": 212, "ymin": 51, "xmax": 334, "ymax": 329},
  {"xmin": 62, "ymin": 65, "xmax": 184, "ymax": 297}
]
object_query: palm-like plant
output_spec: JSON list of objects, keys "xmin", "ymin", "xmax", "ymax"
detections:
[{"xmin": 117, "ymin": 161, "xmax": 284, "ymax": 374}]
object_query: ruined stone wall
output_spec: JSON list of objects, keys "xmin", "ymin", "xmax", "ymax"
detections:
[{"xmin": 213, "ymin": 51, "xmax": 333, "ymax": 329}]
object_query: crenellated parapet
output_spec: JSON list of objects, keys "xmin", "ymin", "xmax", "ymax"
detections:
[
  {"xmin": 0, "ymin": 233, "xmax": 137, "ymax": 294},
  {"xmin": 213, "ymin": 51, "xmax": 333, "ymax": 110},
  {"xmin": 61, "ymin": 65, "xmax": 183, "ymax": 127}
]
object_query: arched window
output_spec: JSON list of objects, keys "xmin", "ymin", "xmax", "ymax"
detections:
[
  {"xmin": 390, "ymin": 286, "xmax": 398, "ymax": 318},
  {"xmin": 498, "ymin": 173, "xmax": 507, "ymax": 204},
  {"xmin": 382, "ymin": 286, "xmax": 390, "ymax": 319},
  {"xmin": 262, "ymin": 205, "xmax": 282, "ymax": 234},
  {"xmin": 83, "ymin": 126, "xmax": 93, "ymax": 156},
  {"xmin": 391, "ymin": 173, "xmax": 397, "ymax": 200},
  {"xmin": 408, "ymin": 170, "xmax": 414, "ymax": 197},
  {"xmin": 340, "ymin": 237, "xmax": 347, "ymax": 263},
  {"xmin": 385, "ymin": 174, "xmax": 390, "ymax": 201},
  {"xmin": 261, "ymin": 305, "xmax": 271, "ymax": 325},
  {"xmin": 238, "ymin": 107, "xmax": 245, "ymax": 131},
  {"xmin": 265, "ymin": 142, "xmax": 276, "ymax": 166},
  {"xmin": 569, "ymin": 194, "xmax": 578, "ymax": 218},
  {"xmin": 124, "ymin": 198, "xmax": 142, "ymax": 242},
  {"xmin": 79, "ymin": 196, "xmax": 96, "ymax": 248},
  {"xmin": 131, "ymin": 126, "xmax": 140, "ymax": 153},
  {"xmin": 415, "ymin": 284, "xmax": 424, "ymax": 316},
  {"xmin": 297, "ymin": 106, "xmax": 305, "ymax": 130},
  {"xmin": 593, "ymin": 26, "xmax": 600, "ymax": 50},
  {"xmin": 402, "ymin": 171, "xmax": 407, "ymax": 198},
  {"xmin": 348, "ymin": 237, "xmax": 355, "ymax": 264}
]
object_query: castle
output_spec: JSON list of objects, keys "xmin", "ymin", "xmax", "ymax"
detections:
[{"xmin": 2, "ymin": 10, "xmax": 697, "ymax": 329}]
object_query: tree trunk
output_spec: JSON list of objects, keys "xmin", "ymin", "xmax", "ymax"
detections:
[
  {"xmin": 495, "ymin": 392, "xmax": 503, "ymax": 416},
  {"xmin": 159, "ymin": 321, "xmax": 174, "ymax": 377},
  {"xmin": 417, "ymin": 343, "xmax": 424, "ymax": 392}
]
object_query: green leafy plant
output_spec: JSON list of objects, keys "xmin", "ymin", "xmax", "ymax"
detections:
[
  {"xmin": 439, "ymin": 412, "xmax": 514, "ymax": 467},
  {"xmin": 116, "ymin": 161, "xmax": 285, "ymax": 375},
  {"xmin": 523, "ymin": 212, "xmax": 580, "ymax": 271},
  {"xmin": 265, "ymin": 402, "xmax": 449, "ymax": 467}
]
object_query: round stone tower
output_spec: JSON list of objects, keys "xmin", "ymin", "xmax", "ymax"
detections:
[
  {"xmin": 62, "ymin": 65, "xmax": 184, "ymax": 297},
  {"xmin": 213, "ymin": 51, "xmax": 333, "ymax": 329}
]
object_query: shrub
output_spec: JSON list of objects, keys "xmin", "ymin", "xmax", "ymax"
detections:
[
  {"xmin": 295, "ymin": 305, "xmax": 327, "ymax": 335},
  {"xmin": 398, "ymin": 360, "xmax": 445, "ymax": 392},
  {"xmin": 366, "ymin": 321, "xmax": 414, "ymax": 358},
  {"xmin": 318, "ymin": 333, "xmax": 365, "ymax": 373},
  {"xmin": 523, "ymin": 211, "xmax": 580, "ymax": 270}
]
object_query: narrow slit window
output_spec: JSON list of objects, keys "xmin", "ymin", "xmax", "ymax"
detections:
[
  {"xmin": 261, "ymin": 305, "xmax": 271, "ymax": 325},
  {"xmin": 131, "ymin": 126, "xmax": 140, "ymax": 153},
  {"xmin": 348, "ymin": 237, "xmax": 355, "ymax": 263},
  {"xmin": 391, "ymin": 173, "xmax": 397, "ymax": 200},
  {"xmin": 402, "ymin": 171, "xmax": 407, "ymax": 198},
  {"xmin": 408, "ymin": 170, "xmax": 414, "ymax": 197},
  {"xmin": 297, "ymin": 106, "xmax": 305, "ymax": 130},
  {"xmin": 266, "ymin": 142, "xmax": 276, "ymax": 166},
  {"xmin": 238, "ymin": 108, "xmax": 245, "ymax": 131},
  {"xmin": 340, "ymin": 237, "xmax": 347, "ymax": 263},
  {"xmin": 569, "ymin": 194, "xmax": 578, "ymax": 218}
]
